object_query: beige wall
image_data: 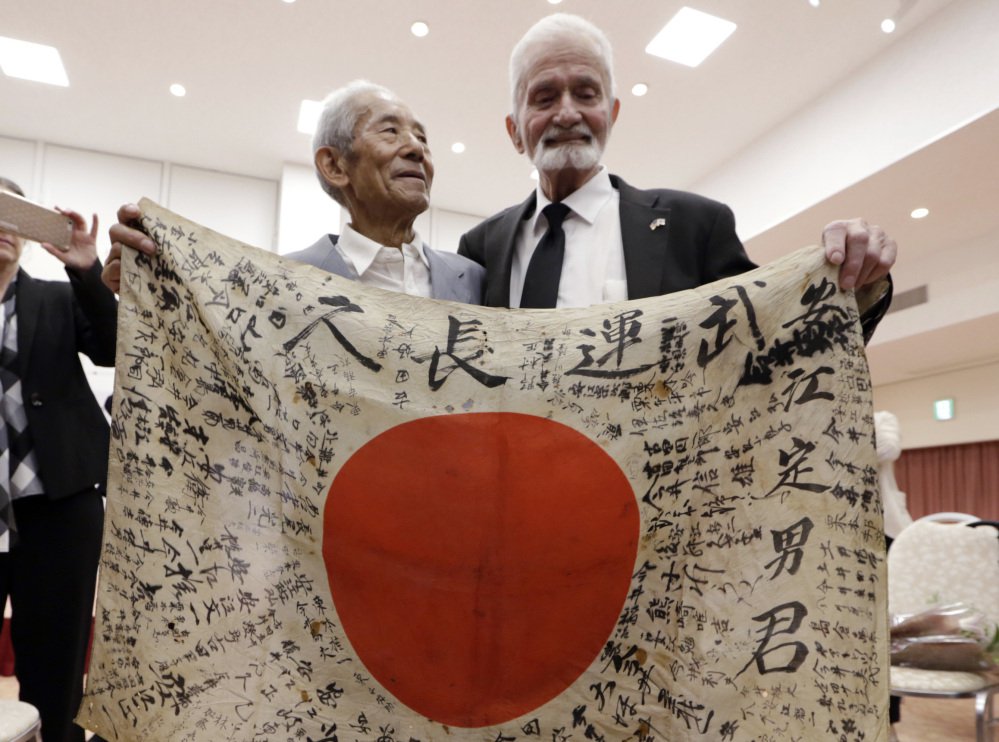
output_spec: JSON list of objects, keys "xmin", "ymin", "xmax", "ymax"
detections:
[
  {"xmin": 865, "ymin": 225, "xmax": 999, "ymax": 450},
  {"xmin": 873, "ymin": 361, "xmax": 999, "ymax": 450}
]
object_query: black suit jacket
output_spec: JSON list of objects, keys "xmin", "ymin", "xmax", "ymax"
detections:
[
  {"xmin": 458, "ymin": 174, "xmax": 756, "ymax": 307},
  {"xmin": 458, "ymin": 174, "xmax": 890, "ymax": 339},
  {"xmin": 15, "ymin": 262, "xmax": 118, "ymax": 499}
]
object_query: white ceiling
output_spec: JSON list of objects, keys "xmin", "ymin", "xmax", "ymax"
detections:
[{"xmin": 2, "ymin": 0, "xmax": 997, "ymax": 388}]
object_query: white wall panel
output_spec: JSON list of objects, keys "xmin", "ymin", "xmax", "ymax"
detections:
[
  {"xmin": 168, "ymin": 166, "xmax": 278, "ymax": 251},
  {"xmin": 22, "ymin": 145, "xmax": 164, "ymax": 280},
  {"xmin": 429, "ymin": 208, "xmax": 482, "ymax": 254},
  {"xmin": 413, "ymin": 210, "xmax": 431, "ymax": 246},
  {"xmin": 277, "ymin": 163, "xmax": 341, "ymax": 255},
  {"xmin": 0, "ymin": 136, "xmax": 37, "ymax": 196}
]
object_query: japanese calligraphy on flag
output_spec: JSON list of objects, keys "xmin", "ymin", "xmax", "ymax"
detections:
[{"xmin": 80, "ymin": 199, "xmax": 889, "ymax": 742}]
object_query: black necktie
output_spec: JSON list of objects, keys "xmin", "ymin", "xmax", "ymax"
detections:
[{"xmin": 519, "ymin": 202, "xmax": 570, "ymax": 308}]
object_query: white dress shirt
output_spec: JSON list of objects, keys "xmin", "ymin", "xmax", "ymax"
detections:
[
  {"xmin": 335, "ymin": 223, "xmax": 433, "ymax": 298},
  {"xmin": 510, "ymin": 166, "xmax": 627, "ymax": 308}
]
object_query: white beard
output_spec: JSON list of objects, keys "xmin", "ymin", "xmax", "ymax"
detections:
[{"xmin": 532, "ymin": 124, "xmax": 603, "ymax": 173}]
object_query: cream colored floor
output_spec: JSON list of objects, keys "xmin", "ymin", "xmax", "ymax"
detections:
[
  {"xmin": 0, "ymin": 673, "xmax": 16, "ymax": 699},
  {"xmin": 894, "ymin": 696, "xmax": 980, "ymax": 741},
  {"xmin": 0, "ymin": 673, "xmax": 981, "ymax": 741}
]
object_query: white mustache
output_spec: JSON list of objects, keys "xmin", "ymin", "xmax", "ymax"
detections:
[{"xmin": 540, "ymin": 122, "xmax": 594, "ymax": 144}]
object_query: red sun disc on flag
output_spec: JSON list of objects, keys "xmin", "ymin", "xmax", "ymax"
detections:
[{"xmin": 323, "ymin": 412, "xmax": 640, "ymax": 728}]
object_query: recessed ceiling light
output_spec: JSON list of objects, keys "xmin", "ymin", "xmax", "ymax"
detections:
[
  {"xmin": 298, "ymin": 99, "xmax": 322, "ymax": 135},
  {"xmin": 808, "ymin": 0, "xmax": 820, "ymax": 7},
  {"xmin": 881, "ymin": 18, "xmax": 896, "ymax": 33},
  {"xmin": 548, "ymin": 0, "xmax": 564, "ymax": 4},
  {"xmin": 631, "ymin": 83, "xmax": 649, "ymax": 97},
  {"xmin": 0, "ymin": 35, "xmax": 69, "ymax": 86},
  {"xmin": 411, "ymin": 21, "xmax": 429, "ymax": 37},
  {"xmin": 910, "ymin": 207, "xmax": 929, "ymax": 219},
  {"xmin": 451, "ymin": 142, "xmax": 466, "ymax": 154},
  {"xmin": 282, "ymin": 0, "xmax": 296, "ymax": 3},
  {"xmin": 645, "ymin": 7, "xmax": 737, "ymax": 68},
  {"xmin": 530, "ymin": 168, "xmax": 539, "ymax": 181},
  {"xmin": 170, "ymin": 83, "xmax": 186, "ymax": 97}
]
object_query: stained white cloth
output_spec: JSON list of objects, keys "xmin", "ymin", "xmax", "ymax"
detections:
[{"xmin": 82, "ymin": 199, "xmax": 891, "ymax": 741}]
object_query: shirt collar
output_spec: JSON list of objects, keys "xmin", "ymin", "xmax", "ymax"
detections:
[
  {"xmin": 531, "ymin": 165, "xmax": 613, "ymax": 233},
  {"xmin": 339, "ymin": 222, "xmax": 430, "ymax": 276}
]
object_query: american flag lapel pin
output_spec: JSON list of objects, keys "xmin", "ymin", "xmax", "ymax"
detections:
[{"xmin": 649, "ymin": 218, "xmax": 666, "ymax": 231}]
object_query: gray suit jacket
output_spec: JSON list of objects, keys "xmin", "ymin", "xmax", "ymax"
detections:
[{"xmin": 286, "ymin": 234, "xmax": 484, "ymax": 305}]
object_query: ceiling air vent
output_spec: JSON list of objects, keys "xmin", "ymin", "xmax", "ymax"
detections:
[{"xmin": 885, "ymin": 284, "xmax": 927, "ymax": 314}]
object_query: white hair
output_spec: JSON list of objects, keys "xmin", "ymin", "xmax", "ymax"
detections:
[
  {"xmin": 508, "ymin": 13, "xmax": 616, "ymax": 116},
  {"xmin": 312, "ymin": 80, "xmax": 398, "ymax": 206}
]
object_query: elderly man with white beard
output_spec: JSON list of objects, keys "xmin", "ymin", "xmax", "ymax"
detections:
[{"xmin": 459, "ymin": 13, "xmax": 896, "ymax": 340}]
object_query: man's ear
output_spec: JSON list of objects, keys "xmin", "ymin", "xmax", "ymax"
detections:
[
  {"xmin": 315, "ymin": 146, "xmax": 350, "ymax": 190},
  {"xmin": 505, "ymin": 115, "xmax": 525, "ymax": 154},
  {"xmin": 610, "ymin": 98, "xmax": 621, "ymax": 126}
]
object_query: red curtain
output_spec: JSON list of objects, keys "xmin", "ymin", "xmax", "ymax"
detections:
[
  {"xmin": 0, "ymin": 619, "xmax": 13, "ymax": 676},
  {"xmin": 895, "ymin": 440, "xmax": 999, "ymax": 521}
]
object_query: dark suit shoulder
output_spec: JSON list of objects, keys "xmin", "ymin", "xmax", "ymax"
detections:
[
  {"xmin": 608, "ymin": 175, "xmax": 757, "ymax": 295},
  {"xmin": 645, "ymin": 187, "xmax": 738, "ymax": 239},
  {"xmin": 458, "ymin": 213, "xmax": 499, "ymax": 264},
  {"xmin": 458, "ymin": 193, "xmax": 534, "ymax": 266},
  {"xmin": 611, "ymin": 175, "xmax": 730, "ymax": 216},
  {"xmin": 19, "ymin": 266, "xmax": 113, "ymax": 312},
  {"xmin": 649, "ymin": 188, "xmax": 728, "ymax": 211}
]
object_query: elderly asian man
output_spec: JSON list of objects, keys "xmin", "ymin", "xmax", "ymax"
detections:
[{"xmin": 104, "ymin": 81, "xmax": 483, "ymax": 304}]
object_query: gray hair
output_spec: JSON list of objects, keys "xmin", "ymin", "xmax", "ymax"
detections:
[
  {"xmin": 509, "ymin": 13, "xmax": 616, "ymax": 116},
  {"xmin": 312, "ymin": 80, "xmax": 398, "ymax": 206},
  {"xmin": 0, "ymin": 177, "xmax": 25, "ymax": 197}
]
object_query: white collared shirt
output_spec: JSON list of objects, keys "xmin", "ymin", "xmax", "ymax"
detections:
[
  {"xmin": 510, "ymin": 166, "xmax": 627, "ymax": 308},
  {"xmin": 336, "ymin": 223, "xmax": 433, "ymax": 298}
]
